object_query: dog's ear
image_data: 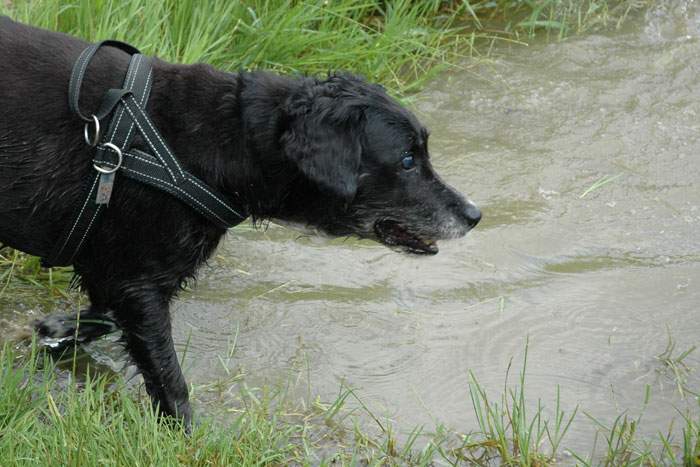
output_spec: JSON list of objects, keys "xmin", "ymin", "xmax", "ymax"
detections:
[{"xmin": 282, "ymin": 82, "xmax": 363, "ymax": 200}]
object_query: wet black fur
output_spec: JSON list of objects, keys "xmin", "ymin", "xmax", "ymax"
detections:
[{"xmin": 0, "ymin": 17, "xmax": 480, "ymax": 426}]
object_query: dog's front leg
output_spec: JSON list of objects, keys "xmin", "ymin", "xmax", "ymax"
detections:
[{"xmin": 115, "ymin": 289, "xmax": 191, "ymax": 429}]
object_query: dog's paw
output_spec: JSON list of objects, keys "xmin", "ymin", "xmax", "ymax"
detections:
[
  {"xmin": 35, "ymin": 313, "xmax": 77, "ymax": 339},
  {"xmin": 35, "ymin": 310, "xmax": 118, "ymax": 350}
]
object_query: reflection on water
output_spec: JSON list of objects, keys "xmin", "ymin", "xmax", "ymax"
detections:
[{"xmin": 4, "ymin": 1, "xmax": 700, "ymax": 457}]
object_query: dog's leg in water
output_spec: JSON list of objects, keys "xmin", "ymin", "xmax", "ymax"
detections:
[
  {"xmin": 35, "ymin": 285, "xmax": 117, "ymax": 350},
  {"xmin": 35, "ymin": 307, "xmax": 118, "ymax": 349},
  {"xmin": 115, "ymin": 290, "xmax": 192, "ymax": 429}
]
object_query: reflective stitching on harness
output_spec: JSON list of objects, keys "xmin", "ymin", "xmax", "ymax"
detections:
[
  {"xmin": 104, "ymin": 147, "xmax": 159, "ymax": 167},
  {"xmin": 55, "ymin": 173, "xmax": 100, "ymax": 257},
  {"xmin": 69, "ymin": 46, "xmax": 92, "ymax": 116},
  {"xmin": 104, "ymin": 147, "xmax": 242, "ymax": 219},
  {"xmin": 73, "ymin": 204, "xmax": 102, "ymax": 258},
  {"xmin": 125, "ymin": 95, "xmax": 183, "ymax": 175},
  {"xmin": 122, "ymin": 167, "xmax": 226, "ymax": 224},
  {"xmin": 128, "ymin": 152, "xmax": 159, "ymax": 167},
  {"xmin": 141, "ymin": 68, "xmax": 152, "ymax": 104},
  {"xmin": 105, "ymin": 148, "xmax": 241, "ymax": 219},
  {"xmin": 121, "ymin": 99, "xmax": 179, "ymax": 182},
  {"xmin": 127, "ymin": 151, "xmax": 159, "ymax": 166},
  {"xmin": 99, "ymin": 158, "xmax": 225, "ymax": 224},
  {"xmin": 61, "ymin": 54, "xmax": 141, "ymax": 261},
  {"xmin": 123, "ymin": 96, "xmax": 185, "ymax": 178},
  {"xmin": 122, "ymin": 65, "xmax": 152, "ymax": 147},
  {"xmin": 53, "ymin": 43, "xmax": 247, "ymax": 265},
  {"xmin": 109, "ymin": 54, "xmax": 142, "ymax": 143},
  {"xmin": 186, "ymin": 176, "xmax": 243, "ymax": 217},
  {"xmin": 98, "ymin": 158, "xmax": 213, "ymax": 224},
  {"xmin": 129, "ymin": 152, "xmax": 157, "ymax": 166}
]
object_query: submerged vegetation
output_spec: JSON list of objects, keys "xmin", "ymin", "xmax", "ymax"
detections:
[{"xmin": 3, "ymin": 0, "xmax": 695, "ymax": 466}]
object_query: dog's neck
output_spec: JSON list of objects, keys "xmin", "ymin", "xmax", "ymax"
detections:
[{"xmin": 147, "ymin": 61, "xmax": 308, "ymax": 222}]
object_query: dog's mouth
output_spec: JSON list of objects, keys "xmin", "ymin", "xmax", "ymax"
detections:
[{"xmin": 373, "ymin": 219, "xmax": 438, "ymax": 255}]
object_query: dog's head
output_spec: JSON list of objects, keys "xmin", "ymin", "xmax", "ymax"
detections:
[{"xmin": 278, "ymin": 73, "xmax": 480, "ymax": 255}]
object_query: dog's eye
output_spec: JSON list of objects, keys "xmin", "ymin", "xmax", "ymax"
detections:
[{"xmin": 401, "ymin": 153, "xmax": 415, "ymax": 170}]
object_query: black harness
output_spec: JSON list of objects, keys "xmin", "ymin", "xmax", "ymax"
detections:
[{"xmin": 47, "ymin": 41, "xmax": 247, "ymax": 267}]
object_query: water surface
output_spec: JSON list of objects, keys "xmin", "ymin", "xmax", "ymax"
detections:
[{"xmin": 173, "ymin": 4, "xmax": 700, "ymax": 457}]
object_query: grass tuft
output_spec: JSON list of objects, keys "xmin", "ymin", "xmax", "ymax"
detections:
[
  {"xmin": 463, "ymin": 338, "xmax": 578, "ymax": 465},
  {"xmin": 656, "ymin": 326, "xmax": 698, "ymax": 399},
  {"xmin": 0, "ymin": 248, "xmax": 75, "ymax": 304},
  {"xmin": 477, "ymin": 0, "xmax": 651, "ymax": 40}
]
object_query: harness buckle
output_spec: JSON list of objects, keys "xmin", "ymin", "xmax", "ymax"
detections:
[
  {"xmin": 93, "ymin": 142, "xmax": 122, "ymax": 174},
  {"xmin": 83, "ymin": 115, "xmax": 101, "ymax": 147}
]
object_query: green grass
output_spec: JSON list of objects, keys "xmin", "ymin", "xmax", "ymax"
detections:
[
  {"xmin": 0, "ymin": 340, "xmax": 321, "ymax": 465},
  {"xmin": 462, "ymin": 341, "xmax": 699, "ymax": 466},
  {"xmin": 463, "ymin": 342, "xmax": 578, "ymax": 465},
  {"xmin": 579, "ymin": 173, "xmax": 624, "ymax": 199},
  {"xmin": 0, "ymin": 0, "xmax": 652, "ymax": 92},
  {"xmin": 0, "ymin": 248, "xmax": 77, "ymax": 308},
  {"xmin": 1, "ymin": 339, "xmax": 698, "ymax": 466},
  {"xmin": 469, "ymin": 0, "xmax": 651, "ymax": 40},
  {"xmin": 656, "ymin": 326, "xmax": 699, "ymax": 399},
  {"xmin": 0, "ymin": 339, "xmax": 464, "ymax": 465},
  {"xmin": 2, "ymin": 0, "xmax": 476, "ymax": 93}
]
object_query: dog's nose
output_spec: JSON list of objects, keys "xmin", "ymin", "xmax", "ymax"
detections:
[{"xmin": 464, "ymin": 203, "xmax": 481, "ymax": 228}]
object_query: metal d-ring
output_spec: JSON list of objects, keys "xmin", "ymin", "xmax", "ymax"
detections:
[
  {"xmin": 83, "ymin": 115, "xmax": 101, "ymax": 147},
  {"xmin": 93, "ymin": 142, "xmax": 122, "ymax": 174}
]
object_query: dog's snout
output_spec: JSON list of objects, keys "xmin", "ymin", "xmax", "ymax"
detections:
[
  {"xmin": 442, "ymin": 186, "xmax": 481, "ymax": 232},
  {"xmin": 463, "ymin": 203, "xmax": 481, "ymax": 228}
]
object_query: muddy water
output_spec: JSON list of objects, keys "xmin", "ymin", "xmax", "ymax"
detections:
[
  {"xmin": 168, "ymin": 3, "xmax": 700, "ymax": 457},
  {"xmin": 3, "ymin": 2, "xmax": 700, "ymax": 460},
  {"xmin": 174, "ymin": 3, "xmax": 700, "ymax": 456}
]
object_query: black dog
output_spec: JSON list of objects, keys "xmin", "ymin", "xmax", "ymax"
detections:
[{"xmin": 0, "ymin": 17, "xmax": 480, "ymax": 426}]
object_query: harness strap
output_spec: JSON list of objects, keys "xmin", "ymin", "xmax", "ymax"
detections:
[
  {"xmin": 103, "ymin": 53, "xmax": 153, "ymax": 150},
  {"xmin": 96, "ymin": 148, "xmax": 245, "ymax": 227},
  {"xmin": 47, "ymin": 40, "xmax": 248, "ymax": 267},
  {"xmin": 68, "ymin": 40, "xmax": 140, "ymax": 122},
  {"xmin": 119, "ymin": 94, "xmax": 186, "ymax": 183},
  {"xmin": 48, "ymin": 44, "xmax": 148, "ymax": 266}
]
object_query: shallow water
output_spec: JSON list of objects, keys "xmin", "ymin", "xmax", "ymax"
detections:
[
  {"xmin": 167, "ymin": 3, "xmax": 700, "ymax": 457},
  {"xmin": 4, "ymin": 2, "xmax": 700, "ymax": 460}
]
